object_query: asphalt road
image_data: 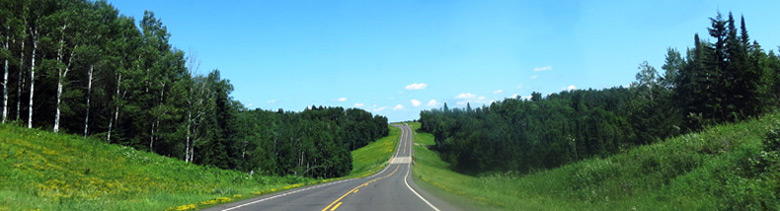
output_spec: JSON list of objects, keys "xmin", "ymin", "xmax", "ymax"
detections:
[{"xmin": 205, "ymin": 124, "xmax": 460, "ymax": 211}]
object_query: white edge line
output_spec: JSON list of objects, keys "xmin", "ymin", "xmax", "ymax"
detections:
[{"xmin": 401, "ymin": 125, "xmax": 441, "ymax": 211}]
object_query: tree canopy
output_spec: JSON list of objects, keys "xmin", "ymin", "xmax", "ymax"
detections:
[
  {"xmin": 419, "ymin": 12, "xmax": 780, "ymax": 174},
  {"xmin": 0, "ymin": 0, "xmax": 389, "ymax": 178}
]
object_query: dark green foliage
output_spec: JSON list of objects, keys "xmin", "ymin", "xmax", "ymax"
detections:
[
  {"xmin": 419, "ymin": 12, "xmax": 780, "ymax": 175},
  {"xmin": 232, "ymin": 106, "xmax": 388, "ymax": 178},
  {"xmin": 746, "ymin": 123, "xmax": 780, "ymax": 178},
  {"xmin": 421, "ymin": 87, "xmax": 681, "ymax": 174},
  {"xmin": 675, "ymin": 12, "xmax": 771, "ymax": 128},
  {"xmin": 720, "ymin": 123, "xmax": 780, "ymax": 210},
  {"xmin": 0, "ymin": 0, "xmax": 389, "ymax": 179}
]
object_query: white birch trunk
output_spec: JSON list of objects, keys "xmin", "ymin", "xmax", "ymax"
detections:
[
  {"xmin": 53, "ymin": 24, "xmax": 71, "ymax": 133},
  {"xmin": 2, "ymin": 32, "xmax": 9, "ymax": 123},
  {"xmin": 151, "ymin": 83, "xmax": 164, "ymax": 152},
  {"xmin": 27, "ymin": 30, "xmax": 36, "ymax": 129},
  {"xmin": 185, "ymin": 52, "xmax": 201, "ymax": 163},
  {"xmin": 84, "ymin": 65, "xmax": 93, "ymax": 137},
  {"xmin": 149, "ymin": 121, "xmax": 155, "ymax": 151},
  {"xmin": 16, "ymin": 41, "xmax": 23, "ymax": 121},
  {"xmin": 53, "ymin": 84, "xmax": 61, "ymax": 132},
  {"xmin": 53, "ymin": 30, "xmax": 64, "ymax": 132},
  {"xmin": 107, "ymin": 73, "xmax": 121, "ymax": 142},
  {"xmin": 190, "ymin": 142, "xmax": 195, "ymax": 163},
  {"xmin": 54, "ymin": 57, "xmax": 75, "ymax": 132},
  {"xmin": 185, "ymin": 111, "xmax": 191, "ymax": 162}
]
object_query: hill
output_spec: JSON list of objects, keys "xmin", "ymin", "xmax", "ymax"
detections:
[
  {"xmin": 0, "ymin": 124, "xmax": 399, "ymax": 210},
  {"xmin": 409, "ymin": 112, "xmax": 780, "ymax": 210}
]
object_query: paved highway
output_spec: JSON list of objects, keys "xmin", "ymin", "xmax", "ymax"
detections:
[{"xmin": 205, "ymin": 124, "xmax": 461, "ymax": 211}]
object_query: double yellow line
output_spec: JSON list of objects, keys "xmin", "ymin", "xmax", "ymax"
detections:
[{"xmin": 321, "ymin": 165, "xmax": 401, "ymax": 211}]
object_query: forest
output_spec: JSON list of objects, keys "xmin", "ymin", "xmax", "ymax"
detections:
[
  {"xmin": 419, "ymin": 12, "xmax": 780, "ymax": 174},
  {"xmin": 0, "ymin": 0, "xmax": 388, "ymax": 178}
]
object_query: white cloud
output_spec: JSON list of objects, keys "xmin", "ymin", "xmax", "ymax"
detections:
[
  {"xmin": 530, "ymin": 75, "xmax": 539, "ymax": 79},
  {"xmin": 566, "ymin": 85, "xmax": 576, "ymax": 91},
  {"xmin": 517, "ymin": 84, "xmax": 524, "ymax": 90},
  {"xmin": 411, "ymin": 99, "xmax": 421, "ymax": 107},
  {"xmin": 337, "ymin": 97, "xmax": 347, "ymax": 102},
  {"xmin": 405, "ymin": 83, "xmax": 428, "ymax": 90},
  {"xmin": 533, "ymin": 66, "xmax": 553, "ymax": 72},
  {"xmin": 373, "ymin": 106, "xmax": 387, "ymax": 112},
  {"xmin": 426, "ymin": 99, "xmax": 438, "ymax": 107},
  {"xmin": 393, "ymin": 104, "xmax": 404, "ymax": 110},
  {"xmin": 493, "ymin": 89, "xmax": 503, "ymax": 94},
  {"xmin": 454, "ymin": 93, "xmax": 491, "ymax": 106},
  {"xmin": 247, "ymin": 103, "xmax": 255, "ymax": 107},
  {"xmin": 354, "ymin": 103, "xmax": 364, "ymax": 107},
  {"xmin": 455, "ymin": 93, "xmax": 476, "ymax": 99},
  {"xmin": 267, "ymin": 99, "xmax": 277, "ymax": 104}
]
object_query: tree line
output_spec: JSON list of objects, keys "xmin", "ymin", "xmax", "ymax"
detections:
[
  {"xmin": 419, "ymin": 12, "xmax": 780, "ymax": 174},
  {"xmin": 0, "ymin": 0, "xmax": 388, "ymax": 178},
  {"xmin": 234, "ymin": 107, "xmax": 388, "ymax": 177}
]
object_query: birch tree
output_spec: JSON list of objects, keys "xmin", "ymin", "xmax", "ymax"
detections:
[
  {"xmin": 78, "ymin": 2, "xmax": 111, "ymax": 137},
  {"xmin": 77, "ymin": 44, "xmax": 101, "ymax": 137},
  {"xmin": 23, "ymin": 0, "xmax": 58, "ymax": 129},
  {"xmin": 15, "ymin": 16, "xmax": 25, "ymax": 122},
  {"xmin": 0, "ymin": 0, "xmax": 21, "ymax": 124},
  {"xmin": 184, "ymin": 51, "xmax": 201, "ymax": 162},
  {"xmin": 50, "ymin": 9, "xmax": 75, "ymax": 133},
  {"xmin": 26, "ymin": 23, "xmax": 36, "ymax": 129},
  {"xmin": 106, "ymin": 16, "xmax": 139, "ymax": 142},
  {"xmin": 1, "ymin": 19, "xmax": 9, "ymax": 123}
]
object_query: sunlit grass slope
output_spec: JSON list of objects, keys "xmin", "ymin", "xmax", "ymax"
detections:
[
  {"xmin": 0, "ymin": 124, "xmax": 398, "ymax": 210},
  {"xmin": 409, "ymin": 112, "xmax": 780, "ymax": 210},
  {"xmin": 350, "ymin": 126, "xmax": 400, "ymax": 178}
]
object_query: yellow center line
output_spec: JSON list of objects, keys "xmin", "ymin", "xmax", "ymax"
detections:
[
  {"xmin": 321, "ymin": 165, "xmax": 400, "ymax": 211},
  {"xmin": 329, "ymin": 202, "xmax": 343, "ymax": 211}
]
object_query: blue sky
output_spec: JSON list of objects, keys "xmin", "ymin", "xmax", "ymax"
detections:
[{"xmin": 108, "ymin": 0, "xmax": 780, "ymax": 122}]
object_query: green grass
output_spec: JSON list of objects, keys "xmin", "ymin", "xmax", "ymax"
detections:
[
  {"xmin": 409, "ymin": 112, "xmax": 780, "ymax": 210},
  {"xmin": 0, "ymin": 124, "xmax": 399, "ymax": 210},
  {"xmin": 349, "ymin": 126, "xmax": 400, "ymax": 178}
]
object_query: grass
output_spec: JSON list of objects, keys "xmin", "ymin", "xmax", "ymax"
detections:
[
  {"xmin": 0, "ymin": 124, "xmax": 399, "ymax": 210},
  {"xmin": 349, "ymin": 126, "xmax": 400, "ymax": 178},
  {"xmin": 409, "ymin": 112, "xmax": 780, "ymax": 210}
]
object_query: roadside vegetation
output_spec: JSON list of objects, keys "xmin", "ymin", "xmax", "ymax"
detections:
[
  {"xmin": 413, "ymin": 11, "xmax": 780, "ymax": 209},
  {"xmin": 411, "ymin": 115, "xmax": 780, "ymax": 209},
  {"xmin": 0, "ymin": 0, "xmax": 389, "ymax": 180},
  {"xmin": 419, "ymin": 12, "xmax": 780, "ymax": 175},
  {"xmin": 350, "ymin": 126, "xmax": 400, "ymax": 178},
  {"xmin": 0, "ymin": 124, "xmax": 398, "ymax": 210}
]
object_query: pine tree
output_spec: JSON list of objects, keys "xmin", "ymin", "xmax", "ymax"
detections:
[{"xmin": 661, "ymin": 48, "xmax": 684, "ymax": 89}]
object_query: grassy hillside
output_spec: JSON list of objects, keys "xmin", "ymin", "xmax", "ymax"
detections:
[
  {"xmin": 409, "ymin": 112, "xmax": 780, "ymax": 210},
  {"xmin": 350, "ymin": 126, "xmax": 400, "ymax": 177},
  {"xmin": 0, "ymin": 124, "xmax": 399, "ymax": 210}
]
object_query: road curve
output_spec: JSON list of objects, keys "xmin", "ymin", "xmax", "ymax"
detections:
[{"xmin": 204, "ymin": 124, "xmax": 461, "ymax": 211}]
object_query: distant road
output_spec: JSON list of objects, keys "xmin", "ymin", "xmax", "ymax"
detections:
[{"xmin": 205, "ymin": 124, "xmax": 460, "ymax": 211}]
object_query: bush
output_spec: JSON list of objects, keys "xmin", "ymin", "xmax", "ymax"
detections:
[
  {"xmin": 764, "ymin": 124, "xmax": 780, "ymax": 152},
  {"xmin": 724, "ymin": 123, "xmax": 780, "ymax": 209}
]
